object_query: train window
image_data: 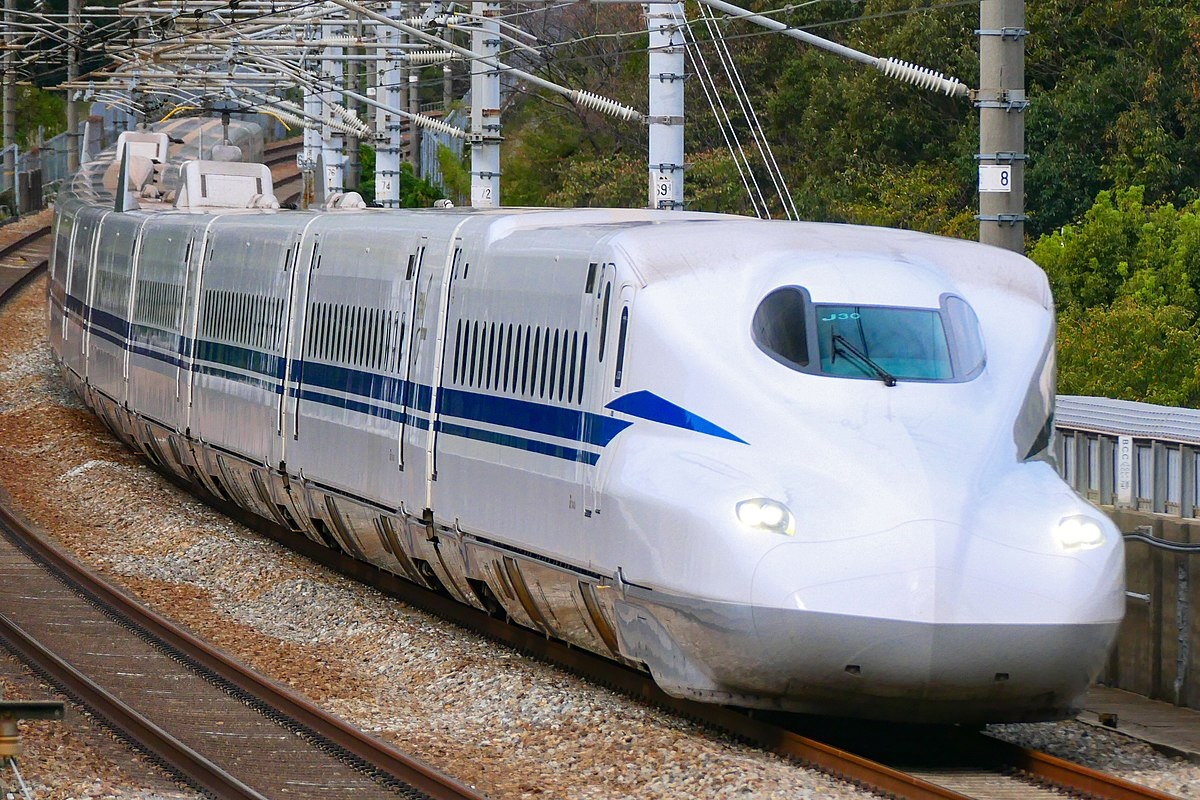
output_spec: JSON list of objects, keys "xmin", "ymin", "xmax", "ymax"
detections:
[
  {"xmin": 816, "ymin": 305, "xmax": 951, "ymax": 381},
  {"xmin": 614, "ymin": 307, "xmax": 629, "ymax": 388},
  {"xmin": 754, "ymin": 287, "xmax": 985, "ymax": 384},
  {"xmin": 453, "ymin": 319, "xmax": 463, "ymax": 383},
  {"xmin": 395, "ymin": 320, "xmax": 405, "ymax": 373},
  {"xmin": 567, "ymin": 332, "xmax": 578, "ymax": 402},
  {"xmin": 753, "ymin": 287, "xmax": 810, "ymax": 369},
  {"xmin": 504, "ymin": 323, "xmax": 514, "ymax": 392},
  {"xmin": 540, "ymin": 328, "xmax": 551, "ymax": 398},
  {"xmin": 577, "ymin": 333, "xmax": 588, "ymax": 402},
  {"xmin": 598, "ymin": 282, "xmax": 612, "ymax": 362},
  {"xmin": 487, "ymin": 322, "xmax": 497, "ymax": 390},
  {"xmin": 523, "ymin": 325, "xmax": 534, "ymax": 396},
  {"xmin": 465, "ymin": 320, "xmax": 475, "ymax": 386},
  {"xmin": 549, "ymin": 330, "xmax": 560, "ymax": 401},
  {"xmin": 559, "ymin": 331, "xmax": 570, "ymax": 402},
  {"xmin": 942, "ymin": 295, "xmax": 986, "ymax": 378}
]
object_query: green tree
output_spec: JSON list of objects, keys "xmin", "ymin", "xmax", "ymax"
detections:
[{"xmin": 1056, "ymin": 297, "xmax": 1200, "ymax": 406}]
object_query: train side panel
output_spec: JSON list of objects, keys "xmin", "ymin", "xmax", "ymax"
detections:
[{"xmin": 187, "ymin": 214, "xmax": 296, "ymax": 465}]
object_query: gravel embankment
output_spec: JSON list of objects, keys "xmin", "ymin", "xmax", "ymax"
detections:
[{"xmin": 0, "ymin": 268, "xmax": 1197, "ymax": 800}]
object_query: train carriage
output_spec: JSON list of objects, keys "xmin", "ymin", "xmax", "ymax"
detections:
[{"xmin": 48, "ymin": 118, "xmax": 1125, "ymax": 723}]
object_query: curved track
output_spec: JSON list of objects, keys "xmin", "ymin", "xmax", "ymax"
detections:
[
  {"xmin": 0, "ymin": 224, "xmax": 487, "ymax": 800},
  {"xmin": 0, "ymin": 206, "xmax": 1183, "ymax": 800}
]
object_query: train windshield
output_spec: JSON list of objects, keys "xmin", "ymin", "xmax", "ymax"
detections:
[
  {"xmin": 752, "ymin": 289, "xmax": 985, "ymax": 383},
  {"xmin": 817, "ymin": 305, "xmax": 951, "ymax": 381}
]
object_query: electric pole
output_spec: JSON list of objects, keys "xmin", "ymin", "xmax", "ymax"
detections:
[
  {"xmin": 2, "ymin": 0, "xmax": 15, "ymax": 205},
  {"xmin": 469, "ymin": 0, "xmax": 501, "ymax": 207},
  {"xmin": 976, "ymin": 0, "xmax": 1026, "ymax": 252},
  {"xmin": 647, "ymin": 2, "xmax": 685, "ymax": 210}
]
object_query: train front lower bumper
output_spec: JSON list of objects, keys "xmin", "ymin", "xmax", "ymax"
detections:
[{"xmin": 612, "ymin": 585, "xmax": 1119, "ymax": 724}]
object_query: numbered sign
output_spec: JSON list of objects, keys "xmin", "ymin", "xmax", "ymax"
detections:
[
  {"xmin": 471, "ymin": 184, "xmax": 496, "ymax": 208},
  {"xmin": 652, "ymin": 172, "xmax": 676, "ymax": 207},
  {"xmin": 978, "ymin": 164, "xmax": 1012, "ymax": 193}
]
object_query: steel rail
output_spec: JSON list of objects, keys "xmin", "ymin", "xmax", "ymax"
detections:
[
  {"xmin": 0, "ymin": 502, "xmax": 488, "ymax": 800},
  {"xmin": 984, "ymin": 735, "xmax": 1186, "ymax": 800},
  {"xmin": 0, "ymin": 223, "xmax": 51, "ymax": 263},
  {"xmin": 0, "ymin": 609, "xmax": 268, "ymax": 800}
]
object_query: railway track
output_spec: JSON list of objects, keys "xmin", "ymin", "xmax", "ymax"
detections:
[
  {"xmin": 0, "ymin": 227, "xmax": 487, "ymax": 800},
  {"xmin": 0, "ymin": 196, "xmax": 1184, "ymax": 800},
  {"xmin": 264, "ymin": 137, "xmax": 304, "ymax": 206},
  {"xmin": 0, "ymin": 500, "xmax": 487, "ymax": 799}
]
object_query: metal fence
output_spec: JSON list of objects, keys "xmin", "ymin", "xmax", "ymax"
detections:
[
  {"xmin": 1056, "ymin": 395, "xmax": 1200, "ymax": 710},
  {"xmin": 1056, "ymin": 395, "xmax": 1200, "ymax": 518},
  {"xmin": 1, "ymin": 106, "xmax": 127, "ymax": 216}
]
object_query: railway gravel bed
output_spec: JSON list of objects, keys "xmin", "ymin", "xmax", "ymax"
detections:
[{"xmin": 1, "ymin": 252, "xmax": 1198, "ymax": 797}]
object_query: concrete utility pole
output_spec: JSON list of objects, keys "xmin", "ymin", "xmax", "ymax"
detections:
[
  {"xmin": 976, "ymin": 0, "xmax": 1026, "ymax": 252},
  {"xmin": 67, "ymin": 0, "xmax": 81, "ymax": 172},
  {"xmin": 320, "ymin": 19, "xmax": 346, "ymax": 197},
  {"xmin": 374, "ymin": 1, "xmax": 403, "ymax": 207},
  {"xmin": 2, "ymin": 0, "xmax": 15, "ymax": 201},
  {"xmin": 646, "ymin": 2, "xmax": 685, "ymax": 210},
  {"xmin": 469, "ymin": 0, "xmax": 501, "ymax": 207}
]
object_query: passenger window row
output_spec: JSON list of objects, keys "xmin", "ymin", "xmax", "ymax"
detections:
[
  {"xmin": 200, "ymin": 289, "xmax": 286, "ymax": 352},
  {"xmin": 304, "ymin": 301, "xmax": 404, "ymax": 373},
  {"xmin": 133, "ymin": 279, "xmax": 184, "ymax": 331},
  {"xmin": 452, "ymin": 319, "xmax": 589, "ymax": 405}
]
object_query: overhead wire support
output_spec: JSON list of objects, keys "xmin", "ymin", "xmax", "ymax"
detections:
[
  {"xmin": 325, "ymin": 0, "xmax": 643, "ymax": 122},
  {"xmin": 693, "ymin": 0, "xmax": 970, "ymax": 98}
]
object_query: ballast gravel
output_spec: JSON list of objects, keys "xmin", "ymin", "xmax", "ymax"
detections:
[{"xmin": 0, "ymin": 266, "xmax": 1198, "ymax": 799}]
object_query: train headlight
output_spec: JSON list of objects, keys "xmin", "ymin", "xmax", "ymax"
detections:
[
  {"xmin": 1055, "ymin": 515, "xmax": 1107, "ymax": 552},
  {"xmin": 736, "ymin": 498, "xmax": 796, "ymax": 536}
]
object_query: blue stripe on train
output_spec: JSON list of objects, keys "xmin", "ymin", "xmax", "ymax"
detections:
[{"xmin": 62, "ymin": 301, "xmax": 743, "ymax": 462}]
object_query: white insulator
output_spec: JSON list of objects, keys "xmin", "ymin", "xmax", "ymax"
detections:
[
  {"xmin": 875, "ymin": 57, "xmax": 969, "ymax": 98},
  {"xmin": 412, "ymin": 113, "xmax": 467, "ymax": 139},
  {"xmin": 569, "ymin": 90, "xmax": 643, "ymax": 122},
  {"xmin": 404, "ymin": 50, "xmax": 454, "ymax": 65},
  {"xmin": 329, "ymin": 103, "xmax": 372, "ymax": 137}
]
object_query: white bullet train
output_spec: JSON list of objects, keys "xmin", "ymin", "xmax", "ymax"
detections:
[{"xmin": 48, "ymin": 118, "xmax": 1124, "ymax": 723}]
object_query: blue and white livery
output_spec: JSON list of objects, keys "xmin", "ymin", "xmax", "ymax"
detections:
[{"xmin": 48, "ymin": 118, "xmax": 1125, "ymax": 723}]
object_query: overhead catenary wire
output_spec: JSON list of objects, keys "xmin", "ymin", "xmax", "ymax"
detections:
[
  {"xmin": 692, "ymin": 2, "xmax": 798, "ymax": 219},
  {"xmin": 682, "ymin": 8, "xmax": 770, "ymax": 217}
]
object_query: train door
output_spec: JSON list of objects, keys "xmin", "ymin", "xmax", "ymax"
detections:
[
  {"xmin": 274, "ymin": 217, "xmax": 321, "ymax": 472},
  {"xmin": 409, "ymin": 220, "xmax": 471, "ymax": 511},
  {"xmin": 177, "ymin": 218, "xmax": 221, "ymax": 436},
  {"xmin": 397, "ymin": 236, "xmax": 428, "ymax": 480},
  {"xmin": 119, "ymin": 218, "xmax": 149, "ymax": 395},
  {"xmin": 582, "ymin": 276, "xmax": 636, "ymax": 516},
  {"xmin": 62, "ymin": 208, "xmax": 109, "ymax": 381}
]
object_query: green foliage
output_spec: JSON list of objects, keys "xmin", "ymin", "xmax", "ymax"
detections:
[
  {"xmin": 15, "ymin": 87, "xmax": 66, "ymax": 148},
  {"xmin": 1056, "ymin": 297, "xmax": 1200, "ymax": 407},
  {"xmin": 1029, "ymin": 187, "xmax": 1200, "ymax": 406},
  {"xmin": 437, "ymin": 145, "xmax": 472, "ymax": 207},
  {"xmin": 355, "ymin": 144, "xmax": 445, "ymax": 208}
]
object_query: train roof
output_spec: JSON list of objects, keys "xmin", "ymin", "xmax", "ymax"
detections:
[{"xmin": 471, "ymin": 207, "xmax": 1053, "ymax": 310}]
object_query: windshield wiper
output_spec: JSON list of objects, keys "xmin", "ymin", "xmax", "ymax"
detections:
[{"xmin": 832, "ymin": 333, "xmax": 898, "ymax": 387}]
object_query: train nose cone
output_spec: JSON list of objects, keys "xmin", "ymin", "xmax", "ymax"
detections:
[
  {"xmin": 742, "ymin": 519, "xmax": 1122, "ymax": 721},
  {"xmin": 751, "ymin": 519, "xmax": 1120, "ymax": 625}
]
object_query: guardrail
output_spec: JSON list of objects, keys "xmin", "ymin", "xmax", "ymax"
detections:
[
  {"xmin": 1056, "ymin": 395, "xmax": 1200, "ymax": 517},
  {"xmin": 1056, "ymin": 395, "xmax": 1200, "ymax": 710}
]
